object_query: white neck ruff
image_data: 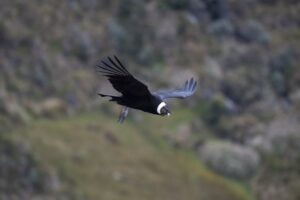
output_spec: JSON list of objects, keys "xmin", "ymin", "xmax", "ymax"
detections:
[{"xmin": 157, "ymin": 102, "xmax": 166, "ymax": 114}]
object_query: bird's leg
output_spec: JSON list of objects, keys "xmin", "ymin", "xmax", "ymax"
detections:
[{"xmin": 118, "ymin": 106, "xmax": 129, "ymax": 123}]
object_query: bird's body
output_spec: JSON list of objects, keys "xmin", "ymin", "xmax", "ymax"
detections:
[
  {"xmin": 97, "ymin": 56, "xmax": 197, "ymax": 123},
  {"xmin": 100, "ymin": 93, "xmax": 163, "ymax": 115}
]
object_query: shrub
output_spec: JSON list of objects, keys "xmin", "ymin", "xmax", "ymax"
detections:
[{"xmin": 199, "ymin": 141, "xmax": 260, "ymax": 180}]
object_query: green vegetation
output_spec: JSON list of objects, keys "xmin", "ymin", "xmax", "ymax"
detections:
[
  {"xmin": 1, "ymin": 1, "xmax": 300, "ymax": 199},
  {"xmin": 10, "ymin": 111, "xmax": 254, "ymax": 200}
]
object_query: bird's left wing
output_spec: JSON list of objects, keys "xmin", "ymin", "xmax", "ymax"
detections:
[
  {"xmin": 153, "ymin": 78, "xmax": 197, "ymax": 100},
  {"xmin": 97, "ymin": 56, "xmax": 151, "ymax": 97}
]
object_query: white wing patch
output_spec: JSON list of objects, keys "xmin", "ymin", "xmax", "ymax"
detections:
[{"xmin": 157, "ymin": 102, "xmax": 166, "ymax": 114}]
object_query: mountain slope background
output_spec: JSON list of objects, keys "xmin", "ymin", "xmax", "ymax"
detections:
[
  {"xmin": 0, "ymin": 1, "xmax": 299, "ymax": 200},
  {"xmin": 5, "ymin": 110, "xmax": 253, "ymax": 200}
]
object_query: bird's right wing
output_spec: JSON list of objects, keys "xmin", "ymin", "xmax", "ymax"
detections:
[
  {"xmin": 153, "ymin": 78, "xmax": 197, "ymax": 100},
  {"xmin": 97, "ymin": 56, "xmax": 151, "ymax": 97}
]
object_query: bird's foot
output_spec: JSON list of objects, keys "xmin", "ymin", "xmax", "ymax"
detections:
[{"xmin": 118, "ymin": 107, "xmax": 129, "ymax": 123}]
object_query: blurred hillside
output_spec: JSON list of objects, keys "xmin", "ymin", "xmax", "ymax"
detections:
[
  {"xmin": 5, "ymin": 110, "xmax": 254, "ymax": 200},
  {"xmin": 0, "ymin": 0, "xmax": 300, "ymax": 200}
]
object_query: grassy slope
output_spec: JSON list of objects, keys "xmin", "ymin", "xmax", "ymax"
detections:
[{"xmin": 11, "ymin": 109, "xmax": 254, "ymax": 200}]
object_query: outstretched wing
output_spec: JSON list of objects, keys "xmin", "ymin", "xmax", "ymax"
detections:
[
  {"xmin": 97, "ymin": 56, "xmax": 151, "ymax": 97},
  {"xmin": 153, "ymin": 78, "xmax": 197, "ymax": 100}
]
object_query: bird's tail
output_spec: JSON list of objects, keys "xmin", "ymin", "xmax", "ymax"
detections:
[{"xmin": 98, "ymin": 93, "xmax": 120, "ymax": 102}]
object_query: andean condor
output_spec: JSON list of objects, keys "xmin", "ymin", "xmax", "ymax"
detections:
[{"xmin": 97, "ymin": 56, "xmax": 197, "ymax": 123}]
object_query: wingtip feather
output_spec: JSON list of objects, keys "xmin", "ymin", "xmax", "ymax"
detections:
[
  {"xmin": 188, "ymin": 78, "xmax": 194, "ymax": 90},
  {"xmin": 184, "ymin": 80, "xmax": 189, "ymax": 90},
  {"xmin": 192, "ymin": 80, "xmax": 197, "ymax": 92},
  {"xmin": 107, "ymin": 56, "xmax": 129, "ymax": 75},
  {"xmin": 100, "ymin": 59, "xmax": 126, "ymax": 75}
]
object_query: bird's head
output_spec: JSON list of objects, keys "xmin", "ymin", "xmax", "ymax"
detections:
[{"xmin": 157, "ymin": 102, "xmax": 171, "ymax": 116}]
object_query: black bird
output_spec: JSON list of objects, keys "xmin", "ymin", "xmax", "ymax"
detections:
[{"xmin": 97, "ymin": 56, "xmax": 197, "ymax": 123}]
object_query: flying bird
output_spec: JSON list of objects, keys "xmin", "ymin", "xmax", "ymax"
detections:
[{"xmin": 97, "ymin": 56, "xmax": 197, "ymax": 123}]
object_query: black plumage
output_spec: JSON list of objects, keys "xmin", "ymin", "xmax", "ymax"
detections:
[{"xmin": 97, "ymin": 56, "xmax": 197, "ymax": 123}]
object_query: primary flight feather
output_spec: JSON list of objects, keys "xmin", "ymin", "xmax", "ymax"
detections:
[{"xmin": 97, "ymin": 56, "xmax": 197, "ymax": 123}]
